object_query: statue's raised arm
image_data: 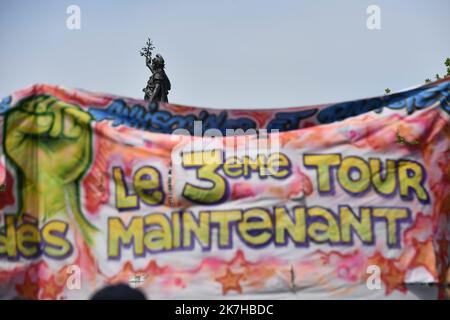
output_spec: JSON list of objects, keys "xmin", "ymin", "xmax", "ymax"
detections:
[{"xmin": 140, "ymin": 37, "xmax": 155, "ymax": 73}]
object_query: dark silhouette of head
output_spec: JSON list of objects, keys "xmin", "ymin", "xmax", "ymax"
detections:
[
  {"xmin": 90, "ymin": 283, "xmax": 147, "ymax": 300},
  {"xmin": 152, "ymin": 54, "xmax": 165, "ymax": 69}
]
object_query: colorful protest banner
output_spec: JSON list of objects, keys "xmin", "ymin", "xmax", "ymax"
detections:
[{"xmin": 0, "ymin": 78, "xmax": 449, "ymax": 299}]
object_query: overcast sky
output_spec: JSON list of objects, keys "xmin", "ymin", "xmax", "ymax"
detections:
[{"xmin": 0, "ymin": 0, "xmax": 449, "ymax": 108}]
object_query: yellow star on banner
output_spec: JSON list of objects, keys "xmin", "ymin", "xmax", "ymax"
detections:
[
  {"xmin": 383, "ymin": 263, "xmax": 406, "ymax": 295},
  {"xmin": 15, "ymin": 274, "xmax": 39, "ymax": 300},
  {"xmin": 41, "ymin": 276, "xmax": 64, "ymax": 300},
  {"xmin": 215, "ymin": 268, "xmax": 245, "ymax": 295},
  {"xmin": 409, "ymin": 238, "xmax": 438, "ymax": 278}
]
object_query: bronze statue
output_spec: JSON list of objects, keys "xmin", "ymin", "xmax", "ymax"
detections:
[{"xmin": 140, "ymin": 38, "xmax": 171, "ymax": 102}]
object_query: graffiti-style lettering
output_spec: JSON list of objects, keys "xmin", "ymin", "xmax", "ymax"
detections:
[
  {"xmin": 181, "ymin": 151, "xmax": 292, "ymax": 204},
  {"xmin": 0, "ymin": 215, "xmax": 72, "ymax": 260},
  {"xmin": 304, "ymin": 155, "xmax": 430, "ymax": 203},
  {"xmin": 113, "ymin": 166, "xmax": 165, "ymax": 211},
  {"xmin": 106, "ymin": 205, "xmax": 412, "ymax": 258}
]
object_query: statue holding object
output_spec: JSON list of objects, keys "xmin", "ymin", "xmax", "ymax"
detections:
[{"xmin": 140, "ymin": 38, "xmax": 171, "ymax": 102}]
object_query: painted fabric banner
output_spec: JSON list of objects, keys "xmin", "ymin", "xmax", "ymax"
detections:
[{"xmin": 0, "ymin": 79, "xmax": 449, "ymax": 300}]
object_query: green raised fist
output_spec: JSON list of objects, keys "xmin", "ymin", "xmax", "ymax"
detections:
[{"xmin": 4, "ymin": 95, "xmax": 97, "ymax": 243}]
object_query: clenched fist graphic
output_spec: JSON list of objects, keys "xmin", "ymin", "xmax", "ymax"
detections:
[{"xmin": 4, "ymin": 95, "xmax": 97, "ymax": 243}]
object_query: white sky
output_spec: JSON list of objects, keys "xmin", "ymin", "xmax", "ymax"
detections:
[{"xmin": 0, "ymin": 0, "xmax": 449, "ymax": 109}]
